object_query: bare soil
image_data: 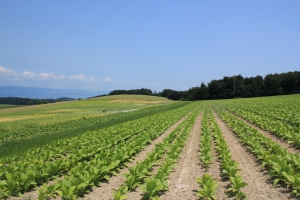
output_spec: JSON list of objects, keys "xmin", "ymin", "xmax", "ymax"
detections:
[
  {"xmin": 159, "ymin": 113, "xmax": 204, "ymax": 200},
  {"xmin": 212, "ymin": 111, "xmax": 296, "ymax": 200}
]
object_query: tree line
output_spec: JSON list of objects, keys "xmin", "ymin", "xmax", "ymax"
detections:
[
  {"xmin": 109, "ymin": 88, "xmax": 153, "ymax": 95},
  {"xmin": 161, "ymin": 71, "xmax": 300, "ymax": 100}
]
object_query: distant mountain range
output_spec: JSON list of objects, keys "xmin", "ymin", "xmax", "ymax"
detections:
[{"xmin": 0, "ymin": 86, "xmax": 109, "ymax": 99}]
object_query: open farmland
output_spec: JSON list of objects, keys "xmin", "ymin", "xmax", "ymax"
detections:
[{"xmin": 1, "ymin": 94, "xmax": 300, "ymax": 199}]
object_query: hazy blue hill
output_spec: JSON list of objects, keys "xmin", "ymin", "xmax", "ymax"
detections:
[{"xmin": 0, "ymin": 86, "xmax": 109, "ymax": 99}]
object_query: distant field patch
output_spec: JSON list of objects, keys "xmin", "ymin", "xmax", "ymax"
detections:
[
  {"xmin": 0, "ymin": 104, "xmax": 23, "ymax": 110},
  {"xmin": 0, "ymin": 95, "xmax": 172, "ymax": 134}
]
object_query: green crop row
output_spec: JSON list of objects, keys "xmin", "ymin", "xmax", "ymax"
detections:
[
  {"xmin": 0, "ymin": 101, "xmax": 189, "ymax": 143},
  {"xmin": 0, "ymin": 102, "xmax": 200, "ymax": 199},
  {"xmin": 199, "ymin": 105, "xmax": 213, "ymax": 170},
  {"xmin": 207, "ymin": 107, "xmax": 247, "ymax": 199},
  {"xmin": 212, "ymin": 95, "xmax": 300, "ymax": 127},
  {"xmin": 140, "ymin": 104, "xmax": 202, "ymax": 200},
  {"xmin": 113, "ymin": 105, "xmax": 202, "ymax": 200},
  {"xmin": 213, "ymin": 105, "xmax": 300, "ymax": 197},
  {"xmin": 214, "ymin": 102, "xmax": 300, "ymax": 149}
]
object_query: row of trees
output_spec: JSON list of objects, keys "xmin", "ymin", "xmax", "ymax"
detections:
[
  {"xmin": 161, "ymin": 71, "xmax": 300, "ymax": 100},
  {"xmin": 109, "ymin": 88, "xmax": 153, "ymax": 95}
]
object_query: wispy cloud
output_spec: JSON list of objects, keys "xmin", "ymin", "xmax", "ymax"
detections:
[
  {"xmin": 22, "ymin": 71, "xmax": 66, "ymax": 80},
  {"xmin": 0, "ymin": 66, "xmax": 14, "ymax": 74},
  {"xmin": 69, "ymin": 74, "xmax": 86, "ymax": 81},
  {"xmin": 69, "ymin": 74, "xmax": 96, "ymax": 82},
  {"xmin": 22, "ymin": 71, "xmax": 37, "ymax": 79},
  {"xmin": 38, "ymin": 73, "xmax": 66, "ymax": 80},
  {"xmin": 0, "ymin": 66, "xmax": 18, "ymax": 79},
  {"xmin": 102, "ymin": 77, "xmax": 113, "ymax": 82},
  {"xmin": 0, "ymin": 66, "xmax": 95, "ymax": 82}
]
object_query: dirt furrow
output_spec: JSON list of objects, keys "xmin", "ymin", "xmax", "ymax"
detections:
[
  {"xmin": 82, "ymin": 114, "xmax": 190, "ymax": 200},
  {"xmin": 212, "ymin": 111, "xmax": 296, "ymax": 200},
  {"xmin": 158, "ymin": 112, "xmax": 204, "ymax": 200}
]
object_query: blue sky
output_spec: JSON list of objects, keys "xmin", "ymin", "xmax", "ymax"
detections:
[{"xmin": 0, "ymin": 1, "xmax": 299, "ymax": 92}]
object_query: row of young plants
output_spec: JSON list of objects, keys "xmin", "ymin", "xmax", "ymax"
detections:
[
  {"xmin": 199, "ymin": 106, "xmax": 214, "ymax": 170},
  {"xmin": 213, "ymin": 96, "xmax": 300, "ymax": 127},
  {"xmin": 196, "ymin": 106, "xmax": 247, "ymax": 200},
  {"xmin": 1, "ymin": 121, "xmax": 149, "ymax": 198},
  {"xmin": 113, "ymin": 124, "xmax": 184, "ymax": 199},
  {"xmin": 141, "ymin": 106, "xmax": 202, "ymax": 199},
  {"xmin": 0, "ymin": 102, "xmax": 200, "ymax": 199},
  {"xmin": 196, "ymin": 106, "xmax": 218, "ymax": 199},
  {"xmin": 38, "ymin": 127, "xmax": 160, "ymax": 199},
  {"xmin": 0, "ymin": 101, "xmax": 189, "ymax": 143},
  {"xmin": 212, "ymin": 105, "xmax": 300, "ymax": 197},
  {"xmin": 207, "ymin": 108, "xmax": 247, "ymax": 199},
  {"xmin": 216, "ymin": 102, "xmax": 300, "ymax": 149},
  {"xmin": 113, "ymin": 105, "xmax": 203, "ymax": 200}
]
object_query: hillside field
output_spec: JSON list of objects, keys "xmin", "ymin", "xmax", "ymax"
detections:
[
  {"xmin": 0, "ymin": 94, "xmax": 300, "ymax": 199},
  {"xmin": 0, "ymin": 95, "xmax": 170, "ymax": 135}
]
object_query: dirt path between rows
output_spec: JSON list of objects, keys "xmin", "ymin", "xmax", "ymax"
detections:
[
  {"xmin": 81, "ymin": 113, "xmax": 190, "ymax": 200},
  {"xmin": 158, "ymin": 112, "xmax": 204, "ymax": 200},
  {"xmin": 212, "ymin": 111, "xmax": 296, "ymax": 200},
  {"xmin": 229, "ymin": 111, "xmax": 300, "ymax": 155}
]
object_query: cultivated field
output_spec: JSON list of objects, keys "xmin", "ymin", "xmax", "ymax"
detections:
[{"xmin": 1, "ymin": 94, "xmax": 300, "ymax": 199}]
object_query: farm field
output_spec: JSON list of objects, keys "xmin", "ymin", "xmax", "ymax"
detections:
[
  {"xmin": 1, "ymin": 94, "xmax": 300, "ymax": 199},
  {"xmin": 0, "ymin": 95, "xmax": 170, "ymax": 134},
  {"xmin": 0, "ymin": 105, "xmax": 23, "ymax": 110}
]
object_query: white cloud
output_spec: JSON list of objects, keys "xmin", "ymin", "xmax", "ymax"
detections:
[
  {"xmin": 102, "ymin": 77, "xmax": 113, "ymax": 82},
  {"xmin": 22, "ymin": 71, "xmax": 37, "ymax": 79},
  {"xmin": 69, "ymin": 74, "xmax": 96, "ymax": 82},
  {"xmin": 0, "ymin": 66, "xmax": 19, "ymax": 80},
  {"xmin": 0, "ymin": 66, "xmax": 14, "ymax": 74},
  {"xmin": 1, "ymin": 65, "xmax": 95, "ymax": 83},
  {"xmin": 69, "ymin": 74, "xmax": 86, "ymax": 81},
  {"xmin": 38, "ymin": 73, "xmax": 66, "ymax": 80}
]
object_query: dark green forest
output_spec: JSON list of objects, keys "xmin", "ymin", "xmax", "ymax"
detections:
[
  {"xmin": 109, "ymin": 88, "xmax": 153, "ymax": 96},
  {"xmin": 161, "ymin": 71, "xmax": 300, "ymax": 100}
]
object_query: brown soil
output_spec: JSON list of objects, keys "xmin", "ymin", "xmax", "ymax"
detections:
[
  {"xmin": 81, "ymin": 113, "xmax": 190, "ymax": 200},
  {"xmin": 159, "ymin": 113, "xmax": 204, "ymax": 200},
  {"xmin": 212, "ymin": 111, "xmax": 296, "ymax": 200}
]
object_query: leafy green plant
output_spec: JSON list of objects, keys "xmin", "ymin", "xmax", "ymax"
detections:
[
  {"xmin": 227, "ymin": 174, "xmax": 247, "ymax": 196},
  {"xmin": 142, "ymin": 177, "xmax": 165, "ymax": 200},
  {"xmin": 112, "ymin": 185, "xmax": 128, "ymax": 200},
  {"xmin": 196, "ymin": 173, "xmax": 218, "ymax": 200}
]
